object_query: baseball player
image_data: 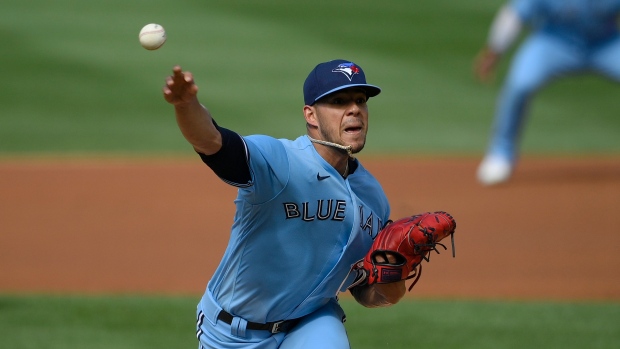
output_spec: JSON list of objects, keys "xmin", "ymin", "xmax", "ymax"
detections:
[
  {"xmin": 163, "ymin": 60, "xmax": 456, "ymax": 348},
  {"xmin": 475, "ymin": 0, "xmax": 620, "ymax": 185}
]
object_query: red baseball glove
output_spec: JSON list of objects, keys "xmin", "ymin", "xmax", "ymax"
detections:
[{"xmin": 350, "ymin": 211, "xmax": 456, "ymax": 291}]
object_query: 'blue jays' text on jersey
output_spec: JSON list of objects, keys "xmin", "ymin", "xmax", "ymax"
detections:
[
  {"xmin": 199, "ymin": 135, "xmax": 390, "ymax": 324},
  {"xmin": 511, "ymin": 0, "xmax": 620, "ymax": 46}
]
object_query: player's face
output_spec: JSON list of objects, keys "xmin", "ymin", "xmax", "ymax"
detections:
[{"xmin": 312, "ymin": 89, "xmax": 369, "ymax": 153}]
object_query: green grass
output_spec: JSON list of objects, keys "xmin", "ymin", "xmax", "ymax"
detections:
[
  {"xmin": 0, "ymin": 294, "xmax": 196, "ymax": 349},
  {"xmin": 345, "ymin": 298, "xmax": 620, "ymax": 349},
  {"xmin": 1, "ymin": 294, "xmax": 618, "ymax": 349},
  {"xmin": 1, "ymin": 0, "xmax": 618, "ymax": 156}
]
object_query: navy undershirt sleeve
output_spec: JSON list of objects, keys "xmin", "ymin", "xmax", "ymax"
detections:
[{"xmin": 197, "ymin": 125, "xmax": 252, "ymax": 186}]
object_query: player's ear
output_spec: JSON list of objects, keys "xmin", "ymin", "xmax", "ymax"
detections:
[{"xmin": 303, "ymin": 105, "xmax": 319, "ymax": 127}]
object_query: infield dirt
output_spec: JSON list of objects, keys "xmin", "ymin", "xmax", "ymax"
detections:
[{"xmin": 1, "ymin": 157, "xmax": 618, "ymax": 300}]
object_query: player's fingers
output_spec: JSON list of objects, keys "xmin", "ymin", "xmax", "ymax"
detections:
[
  {"xmin": 183, "ymin": 71, "xmax": 194, "ymax": 84},
  {"xmin": 189, "ymin": 83, "xmax": 198, "ymax": 95},
  {"xmin": 163, "ymin": 80, "xmax": 198, "ymax": 104},
  {"xmin": 170, "ymin": 72, "xmax": 195, "ymax": 92},
  {"xmin": 165, "ymin": 72, "xmax": 193, "ymax": 93},
  {"xmin": 373, "ymin": 252, "xmax": 398, "ymax": 264},
  {"xmin": 162, "ymin": 85, "xmax": 178, "ymax": 104},
  {"xmin": 172, "ymin": 65, "xmax": 185, "ymax": 78},
  {"xmin": 163, "ymin": 76, "xmax": 179, "ymax": 98},
  {"xmin": 473, "ymin": 60, "xmax": 491, "ymax": 83},
  {"xmin": 171, "ymin": 66, "xmax": 193, "ymax": 84},
  {"xmin": 384, "ymin": 253, "xmax": 398, "ymax": 264}
]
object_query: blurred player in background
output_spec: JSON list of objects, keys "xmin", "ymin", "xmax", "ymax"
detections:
[{"xmin": 474, "ymin": 0, "xmax": 620, "ymax": 185}]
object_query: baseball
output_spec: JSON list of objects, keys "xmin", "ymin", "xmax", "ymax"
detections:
[{"xmin": 139, "ymin": 23, "xmax": 166, "ymax": 50}]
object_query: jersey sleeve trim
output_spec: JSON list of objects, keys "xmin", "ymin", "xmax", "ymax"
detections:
[{"xmin": 198, "ymin": 124, "xmax": 253, "ymax": 188}]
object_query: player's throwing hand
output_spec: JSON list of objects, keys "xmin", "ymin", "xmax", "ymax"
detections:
[{"xmin": 163, "ymin": 65, "xmax": 199, "ymax": 106}]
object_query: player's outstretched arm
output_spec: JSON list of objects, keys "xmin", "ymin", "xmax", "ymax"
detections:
[
  {"xmin": 474, "ymin": 5, "xmax": 523, "ymax": 82},
  {"xmin": 163, "ymin": 65, "xmax": 222, "ymax": 155},
  {"xmin": 474, "ymin": 47, "xmax": 502, "ymax": 83}
]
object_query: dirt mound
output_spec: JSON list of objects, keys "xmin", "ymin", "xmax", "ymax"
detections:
[{"xmin": 1, "ymin": 156, "xmax": 618, "ymax": 300}]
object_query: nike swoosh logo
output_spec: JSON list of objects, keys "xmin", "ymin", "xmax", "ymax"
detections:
[{"xmin": 317, "ymin": 173, "xmax": 330, "ymax": 181}]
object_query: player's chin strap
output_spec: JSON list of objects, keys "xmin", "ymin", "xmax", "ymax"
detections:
[{"xmin": 308, "ymin": 136, "xmax": 353, "ymax": 157}]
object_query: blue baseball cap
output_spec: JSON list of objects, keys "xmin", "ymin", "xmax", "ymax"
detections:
[{"xmin": 303, "ymin": 59, "xmax": 381, "ymax": 105}]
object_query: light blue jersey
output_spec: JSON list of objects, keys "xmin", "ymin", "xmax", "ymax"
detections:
[
  {"xmin": 196, "ymin": 134, "xmax": 390, "ymax": 348},
  {"xmin": 513, "ymin": 0, "xmax": 620, "ymax": 46},
  {"xmin": 485, "ymin": 0, "xmax": 620, "ymax": 162}
]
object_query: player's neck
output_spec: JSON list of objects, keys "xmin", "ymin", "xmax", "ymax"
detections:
[{"xmin": 308, "ymin": 137, "xmax": 351, "ymax": 177}]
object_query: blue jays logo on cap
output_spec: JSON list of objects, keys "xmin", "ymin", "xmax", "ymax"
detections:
[
  {"xmin": 332, "ymin": 62, "xmax": 361, "ymax": 81},
  {"xmin": 303, "ymin": 59, "xmax": 381, "ymax": 105}
]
